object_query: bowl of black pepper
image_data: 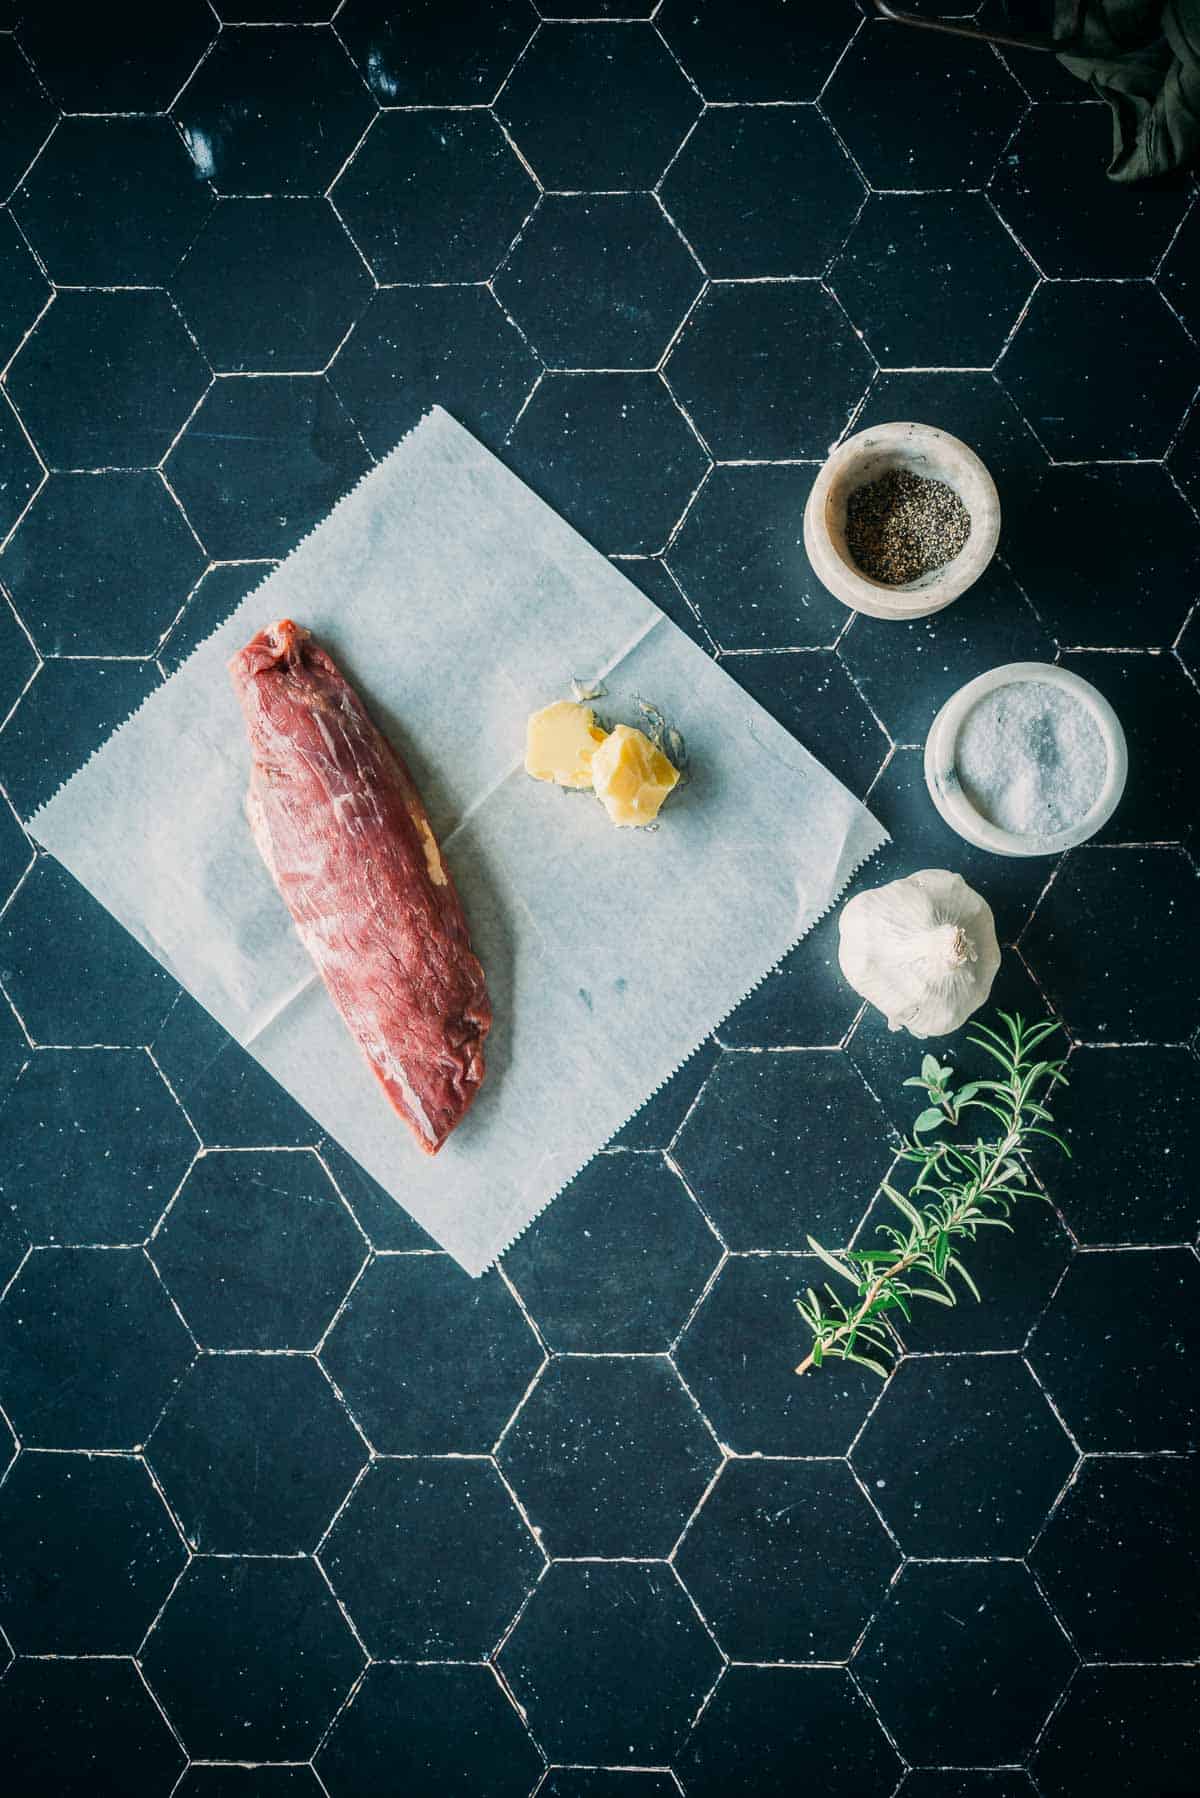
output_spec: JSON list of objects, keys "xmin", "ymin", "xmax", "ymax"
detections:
[{"xmin": 803, "ymin": 422, "xmax": 1000, "ymax": 621}]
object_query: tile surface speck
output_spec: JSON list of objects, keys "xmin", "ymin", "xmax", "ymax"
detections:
[{"xmin": 0, "ymin": 9, "xmax": 1197, "ymax": 1794}]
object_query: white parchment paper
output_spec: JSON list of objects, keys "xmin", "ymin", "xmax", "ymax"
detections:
[{"xmin": 30, "ymin": 408, "xmax": 887, "ymax": 1274}]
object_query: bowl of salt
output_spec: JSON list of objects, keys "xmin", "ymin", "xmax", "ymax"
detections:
[{"xmin": 924, "ymin": 662, "xmax": 1128, "ymax": 857}]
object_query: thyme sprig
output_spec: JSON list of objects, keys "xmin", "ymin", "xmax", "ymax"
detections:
[{"xmin": 795, "ymin": 1012, "xmax": 1068, "ymax": 1378}]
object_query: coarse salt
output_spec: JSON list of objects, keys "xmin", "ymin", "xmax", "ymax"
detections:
[{"xmin": 954, "ymin": 679, "xmax": 1108, "ymax": 838}]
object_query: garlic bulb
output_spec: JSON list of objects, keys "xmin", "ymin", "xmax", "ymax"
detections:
[{"xmin": 838, "ymin": 869, "xmax": 1000, "ymax": 1038}]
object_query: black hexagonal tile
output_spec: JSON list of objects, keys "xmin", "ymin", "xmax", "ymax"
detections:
[
  {"xmin": 0, "ymin": 778, "xmax": 27, "ymax": 890},
  {"xmin": 505, "ymin": 372, "xmax": 707, "ymax": 555},
  {"xmin": 677, "ymin": 1665, "xmax": 901, "ymax": 1798},
  {"xmin": 499, "ymin": 1560, "xmax": 721, "ymax": 1764},
  {"xmin": 717, "ymin": 905, "xmax": 865, "ymax": 1051},
  {"xmin": 850, "ymin": 370, "xmax": 1047, "ymax": 504},
  {"xmin": 822, "ymin": 23, "xmax": 1023, "ymax": 191},
  {"xmin": 152, "ymin": 989, "xmax": 319, "ymax": 1149},
  {"xmin": 0, "ymin": 792, "xmax": 31, "ymax": 912},
  {"xmin": 316, "ymin": 1136, "xmax": 436, "ymax": 1250},
  {"xmin": 317, "ymin": 1663, "xmax": 541, "ymax": 1798},
  {"xmin": 666, "ymin": 464, "xmax": 847, "ymax": 651},
  {"xmin": 1028, "ymin": 1247, "xmax": 1199, "ymax": 1450},
  {"xmin": 1061, "ymin": 651, "xmax": 1200, "ymax": 847},
  {"xmin": 164, "ymin": 376, "xmax": 368, "ymax": 560},
  {"xmin": 855, "ymin": 1561, "xmax": 1073, "ymax": 1766},
  {"xmin": 173, "ymin": 26, "xmax": 374, "ymax": 198},
  {"xmin": 496, "ymin": 23, "xmax": 699, "ymax": 191},
  {"xmin": 0, "ymin": 1246, "xmax": 193, "ymax": 1448},
  {"xmin": 0, "ymin": 1449, "xmax": 185, "ymax": 1652},
  {"xmin": 676, "ymin": 1457, "xmax": 896, "ymax": 1662},
  {"xmin": 673, "ymin": 1049, "xmax": 890, "ymax": 1249},
  {"xmin": 609, "ymin": 1035, "xmax": 721, "ymax": 1150},
  {"xmin": 1053, "ymin": 1046, "xmax": 1198, "ymax": 1245},
  {"xmin": 1034, "ymin": 1665, "xmax": 1200, "ymax": 1798},
  {"xmin": 1003, "ymin": 464, "xmax": 1200, "ymax": 650},
  {"xmin": 666, "ymin": 282, "xmax": 873, "ymax": 459},
  {"xmin": 1176, "ymin": 606, "xmax": 1197, "ymax": 680},
  {"xmin": 657, "ymin": 0, "xmax": 859, "ymax": 102},
  {"xmin": 148, "ymin": 1353, "xmax": 366, "ymax": 1553},
  {"xmin": 19, "ymin": 1, "xmax": 215, "ymax": 111},
  {"xmin": 1, "ymin": 472, "xmax": 204, "ymax": 657},
  {"xmin": 328, "ymin": 286, "xmax": 537, "ymax": 458},
  {"xmin": 505, "ymin": 1151, "xmax": 720, "ymax": 1352},
  {"xmin": 839, "ymin": 562, "xmax": 1054, "ymax": 746},
  {"xmin": 1169, "ymin": 394, "xmax": 1200, "ymax": 515},
  {"xmin": 6, "ymin": 291, "xmax": 210, "ymax": 472},
  {"xmin": 320, "ymin": 1252, "xmax": 542, "ymax": 1451},
  {"xmin": 992, "ymin": 105, "xmax": 1188, "ymax": 279},
  {"xmin": 173, "ymin": 198, "xmax": 371, "ymax": 374},
  {"xmin": 0, "ymin": 657, "xmax": 158, "ymax": 821},
  {"xmin": 0, "ymin": 1047, "xmax": 195, "ymax": 1246},
  {"xmin": 1159, "ymin": 201, "xmax": 1200, "ymax": 340},
  {"xmin": 0, "ymin": 210, "xmax": 47, "ymax": 367},
  {"xmin": 613, "ymin": 550, "xmax": 715, "ymax": 653},
  {"xmin": 178, "ymin": 1773, "xmax": 324, "ymax": 1798},
  {"xmin": 985, "ymin": 0, "xmax": 1098, "ymax": 100},
  {"xmin": 660, "ymin": 106, "xmax": 863, "ymax": 280},
  {"xmin": 1, "ymin": 1197, "xmax": 29, "ymax": 1313},
  {"xmin": 831, "ymin": 194, "xmax": 1035, "ymax": 371},
  {"xmin": 0, "ymin": 600, "xmax": 35, "ymax": 726},
  {"xmin": 12, "ymin": 117, "xmax": 213, "ymax": 288},
  {"xmin": 321, "ymin": 1456, "xmax": 542, "ymax": 1656},
  {"xmin": 724, "ymin": 651, "xmax": 888, "ymax": 798},
  {"xmin": 852, "ymin": 1353, "xmax": 1075, "ymax": 1556},
  {"xmin": 159, "ymin": 559, "xmax": 276, "ymax": 674},
  {"xmin": 1021, "ymin": 848, "xmax": 1199, "ymax": 1042},
  {"xmin": 674, "ymin": 1253, "xmax": 880, "ymax": 1455},
  {"xmin": 539, "ymin": 1776, "xmax": 676, "ymax": 1798},
  {"xmin": 0, "ymin": 858, "xmax": 176, "ymax": 1046},
  {"xmin": 1033, "ymin": 1454, "xmax": 1199, "ymax": 1662},
  {"xmin": 0, "ymin": 38, "xmax": 54, "ymax": 202},
  {"xmin": 141, "ymin": 1556, "xmax": 363, "ymax": 1760},
  {"xmin": 152, "ymin": 1149, "xmax": 364, "ymax": 1350},
  {"xmin": 332, "ymin": 110, "xmax": 534, "ymax": 283},
  {"xmin": 0, "ymin": 392, "xmax": 42, "ymax": 549},
  {"xmin": 498, "ymin": 1354, "xmax": 718, "ymax": 1556},
  {"xmin": 0, "ymin": 1658, "xmax": 185, "ymax": 1798},
  {"xmin": 899, "ymin": 1778, "xmax": 1035, "ymax": 1798},
  {"xmin": 857, "ymin": 753, "xmax": 1054, "ymax": 946},
  {"xmin": 338, "ymin": 0, "xmax": 535, "ymax": 104},
  {"xmin": 848, "ymin": 1178, "xmax": 1072, "ymax": 1357},
  {"xmin": 495, "ymin": 193, "xmax": 701, "ymax": 369},
  {"xmin": 998, "ymin": 282, "xmax": 1200, "ymax": 461}
]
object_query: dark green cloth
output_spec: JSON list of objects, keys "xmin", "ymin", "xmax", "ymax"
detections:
[{"xmin": 1056, "ymin": 0, "xmax": 1200, "ymax": 180}]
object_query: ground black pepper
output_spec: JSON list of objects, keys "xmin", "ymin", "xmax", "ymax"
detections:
[{"xmin": 845, "ymin": 468, "xmax": 971, "ymax": 586}]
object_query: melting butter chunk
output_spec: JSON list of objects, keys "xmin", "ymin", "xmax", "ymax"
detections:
[
  {"xmin": 525, "ymin": 699, "xmax": 608, "ymax": 788},
  {"xmin": 591, "ymin": 723, "xmax": 679, "ymax": 827}
]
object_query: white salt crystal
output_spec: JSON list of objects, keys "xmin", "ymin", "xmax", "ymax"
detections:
[{"xmin": 954, "ymin": 679, "xmax": 1108, "ymax": 837}]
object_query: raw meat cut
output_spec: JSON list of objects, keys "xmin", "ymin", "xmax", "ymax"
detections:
[{"xmin": 229, "ymin": 619, "xmax": 491, "ymax": 1154}]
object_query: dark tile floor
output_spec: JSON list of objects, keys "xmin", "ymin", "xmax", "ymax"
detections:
[{"xmin": 0, "ymin": 4, "xmax": 1197, "ymax": 1795}]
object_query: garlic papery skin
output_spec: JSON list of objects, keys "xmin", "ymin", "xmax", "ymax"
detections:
[{"xmin": 838, "ymin": 869, "xmax": 1001, "ymax": 1038}]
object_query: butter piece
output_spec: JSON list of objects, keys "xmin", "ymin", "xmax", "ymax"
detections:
[
  {"xmin": 591, "ymin": 723, "xmax": 679, "ymax": 827},
  {"xmin": 525, "ymin": 700, "xmax": 608, "ymax": 789}
]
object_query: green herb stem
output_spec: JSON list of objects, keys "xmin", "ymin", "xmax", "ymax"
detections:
[{"xmin": 795, "ymin": 1012, "xmax": 1068, "ymax": 1379}]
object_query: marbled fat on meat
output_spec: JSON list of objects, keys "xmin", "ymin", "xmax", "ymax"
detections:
[{"xmin": 229, "ymin": 619, "xmax": 491, "ymax": 1154}]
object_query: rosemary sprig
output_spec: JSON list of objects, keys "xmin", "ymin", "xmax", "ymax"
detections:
[{"xmin": 795, "ymin": 1011, "xmax": 1069, "ymax": 1378}]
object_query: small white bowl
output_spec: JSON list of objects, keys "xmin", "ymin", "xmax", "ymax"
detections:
[
  {"xmin": 924, "ymin": 661, "xmax": 1128, "ymax": 858},
  {"xmin": 803, "ymin": 421, "xmax": 1000, "ymax": 621}
]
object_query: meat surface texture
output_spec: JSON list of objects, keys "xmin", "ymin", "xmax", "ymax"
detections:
[{"xmin": 229, "ymin": 619, "xmax": 491, "ymax": 1154}]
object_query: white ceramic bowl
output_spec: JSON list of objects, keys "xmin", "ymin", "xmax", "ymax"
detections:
[
  {"xmin": 924, "ymin": 661, "xmax": 1128, "ymax": 857},
  {"xmin": 803, "ymin": 421, "xmax": 1000, "ymax": 621}
]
